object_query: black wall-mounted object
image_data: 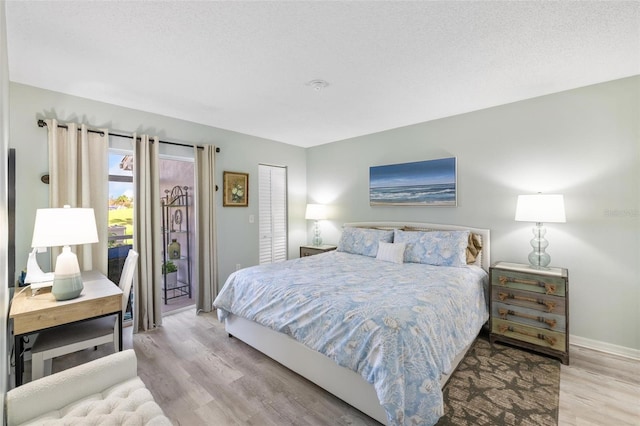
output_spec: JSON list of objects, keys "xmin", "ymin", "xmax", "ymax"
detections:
[{"xmin": 8, "ymin": 148, "xmax": 15, "ymax": 287}]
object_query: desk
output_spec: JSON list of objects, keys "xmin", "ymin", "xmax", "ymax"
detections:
[{"xmin": 10, "ymin": 270, "xmax": 123, "ymax": 386}]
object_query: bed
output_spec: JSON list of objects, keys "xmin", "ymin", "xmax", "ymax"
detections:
[{"xmin": 213, "ymin": 222, "xmax": 490, "ymax": 425}]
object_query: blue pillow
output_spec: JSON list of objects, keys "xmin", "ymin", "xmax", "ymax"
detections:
[
  {"xmin": 337, "ymin": 227, "xmax": 394, "ymax": 257},
  {"xmin": 394, "ymin": 229, "xmax": 470, "ymax": 267}
]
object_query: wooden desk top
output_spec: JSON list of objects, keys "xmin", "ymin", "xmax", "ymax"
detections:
[{"xmin": 10, "ymin": 270, "xmax": 122, "ymax": 335}]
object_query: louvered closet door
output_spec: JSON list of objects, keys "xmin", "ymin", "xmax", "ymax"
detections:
[{"xmin": 259, "ymin": 164, "xmax": 288, "ymax": 264}]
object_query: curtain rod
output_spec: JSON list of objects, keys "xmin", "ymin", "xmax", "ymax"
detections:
[{"xmin": 37, "ymin": 119, "xmax": 220, "ymax": 153}]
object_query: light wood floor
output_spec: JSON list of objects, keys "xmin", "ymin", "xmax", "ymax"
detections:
[{"xmin": 41, "ymin": 309, "xmax": 640, "ymax": 425}]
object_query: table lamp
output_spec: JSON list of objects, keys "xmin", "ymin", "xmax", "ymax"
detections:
[
  {"xmin": 305, "ymin": 203, "xmax": 327, "ymax": 246},
  {"xmin": 515, "ymin": 193, "xmax": 566, "ymax": 268},
  {"xmin": 31, "ymin": 205, "xmax": 99, "ymax": 300}
]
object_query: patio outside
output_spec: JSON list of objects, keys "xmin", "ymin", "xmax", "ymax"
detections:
[{"xmin": 107, "ymin": 153, "xmax": 195, "ymax": 317}]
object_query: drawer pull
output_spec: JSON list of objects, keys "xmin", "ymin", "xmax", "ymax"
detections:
[
  {"xmin": 498, "ymin": 308, "xmax": 557, "ymax": 329},
  {"xmin": 497, "ymin": 292, "xmax": 556, "ymax": 312},
  {"xmin": 498, "ymin": 324, "xmax": 557, "ymax": 347},
  {"xmin": 498, "ymin": 275, "xmax": 557, "ymax": 295}
]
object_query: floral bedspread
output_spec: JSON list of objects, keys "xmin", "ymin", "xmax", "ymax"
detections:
[{"xmin": 213, "ymin": 251, "xmax": 488, "ymax": 426}]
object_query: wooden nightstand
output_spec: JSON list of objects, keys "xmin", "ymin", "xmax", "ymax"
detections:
[
  {"xmin": 300, "ymin": 244, "xmax": 337, "ymax": 257},
  {"xmin": 489, "ymin": 262, "xmax": 569, "ymax": 364}
]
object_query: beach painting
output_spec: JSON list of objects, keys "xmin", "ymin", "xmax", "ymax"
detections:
[{"xmin": 369, "ymin": 157, "xmax": 457, "ymax": 206}]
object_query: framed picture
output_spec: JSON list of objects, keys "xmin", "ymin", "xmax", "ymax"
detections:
[
  {"xmin": 223, "ymin": 171, "xmax": 249, "ymax": 207},
  {"xmin": 369, "ymin": 157, "xmax": 457, "ymax": 206}
]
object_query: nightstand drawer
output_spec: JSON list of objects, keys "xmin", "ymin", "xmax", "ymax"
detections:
[
  {"xmin": 492, "ymin": 318, "xmax": 566, "ymax": 352},
  {"xmin": 491, "ymin": 286, "xmax": 566, "ymax": 316},
  {"xmin": 300, "ymin": 245, "xmax": 337, "ymax": 257},
  {"xmin": 492, "ymin": 301, "xmax": 566, "ymax": 332},
  {"xmin": 492, "ymin": 269, "xmax": 566, "ymax": 297}
]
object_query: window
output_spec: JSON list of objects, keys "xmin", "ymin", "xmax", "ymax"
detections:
[
  {"xmin": 108, "ymin": 151, "xmax": 134, "ymax": 249},
  {"xmin": 108, "ymin": 150, "xmax": 135, "ymax": 320},
  {"xmin": 259, "ymin": 164, "xmax": 288, "ymax": 264}
]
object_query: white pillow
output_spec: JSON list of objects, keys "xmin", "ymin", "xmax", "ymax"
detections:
[{"xmin": 376, "ymin": 242, "xmax": 406, "ymax": 264}]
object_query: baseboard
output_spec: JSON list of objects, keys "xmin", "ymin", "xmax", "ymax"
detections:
[
  {"xmin": 571, "ymin": 334, "xmax": 640, "ymax": 360},
  {"xmin": 163, "ymin": 304, "xmax": 195, "ymax": 317}
]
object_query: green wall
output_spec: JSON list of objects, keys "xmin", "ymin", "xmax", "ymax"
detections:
[
  {"xmin": 7, "ymin": 75, "xmax": 640, "ymax": 357},
  {"xmin": 307, "ymin": 76, "xmax": 640, "ymax": 353},
  {"xmin": 8, "ymin": 82, "xmax": 307, "ymax": 288}
]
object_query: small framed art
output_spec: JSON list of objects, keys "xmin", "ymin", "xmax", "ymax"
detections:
[{"xmin": 223, "ymin": 171, "xmax": 249, "ymax": 207}]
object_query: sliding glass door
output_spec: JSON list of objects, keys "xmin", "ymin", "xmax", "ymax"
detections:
[{"xmin": 107, "ymin": 150, "xmax": 134, "ymax": 320}]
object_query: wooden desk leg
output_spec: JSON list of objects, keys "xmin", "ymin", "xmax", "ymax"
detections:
[
  {"xmin": 14, "ymin": 334, "xmax": 23, "ymax": 387},
  {"xmin": 118, "ymin": 311, "xmax": 123, "ymax": 351}
]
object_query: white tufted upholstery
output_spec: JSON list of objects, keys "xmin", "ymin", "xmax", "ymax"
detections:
[{"xmin": 7, "ymin": 350, "xmax": 172, "ymax": 426}]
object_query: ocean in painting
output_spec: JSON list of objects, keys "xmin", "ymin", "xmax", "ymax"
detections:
[{"xmin": 370, "ymin": 182, "xmax": 456, "ymax": 206}]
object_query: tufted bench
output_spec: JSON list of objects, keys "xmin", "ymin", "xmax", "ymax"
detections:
[{"xmin": 6, "ymin": 349, "xmax": 172, "ymax": 425}]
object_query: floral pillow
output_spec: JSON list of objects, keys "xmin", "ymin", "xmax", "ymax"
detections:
[
  {"xmin": 337, "ymin": 227, "xmax": 394, "ymax": 257},
  {"xmin": 393, "ymin": 229, "xmax": 470, "ymax": 267}
]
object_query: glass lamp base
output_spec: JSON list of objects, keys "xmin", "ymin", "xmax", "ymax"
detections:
[
  {"xmin": 312, "ymin": 220, "xmax": 323, "ymax": 246},
  {"xmin": 528, "ymin": 223, "xmax": 551, "ymax": 268},
  {"xmin": 528, "ymin": 252, "xmax": 551, "ymax": 268}
]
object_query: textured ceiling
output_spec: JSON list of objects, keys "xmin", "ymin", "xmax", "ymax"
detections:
[{"xmin": 6, "ymin": 1, "xmax": 640, "ymax": 148}]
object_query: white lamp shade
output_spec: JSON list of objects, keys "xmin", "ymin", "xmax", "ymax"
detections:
[
  {"xmin": 31, "ymin": 206, "xmax": 99, "ymax": 248},
  {"xmin": 305, "ymin": 204, "xmax": 327, "ymax": 220},
  {"xmin": 515, "ymin": 194, "xmax": 566, "ymax": 223}
]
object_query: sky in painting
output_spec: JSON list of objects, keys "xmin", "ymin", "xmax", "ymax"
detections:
[{"xmin": 370, "ymin": 157, "xmax": 456, "ymax": 188}]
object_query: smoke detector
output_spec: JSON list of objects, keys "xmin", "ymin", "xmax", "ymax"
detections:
[{"xmin": 307, "ymin": 79, "xmax": 329, "ymax": 91}]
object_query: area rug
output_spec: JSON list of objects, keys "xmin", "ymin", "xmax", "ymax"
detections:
[{"xmin": 436, "ymin": 334, "xmax": 560, "ymax": 425}]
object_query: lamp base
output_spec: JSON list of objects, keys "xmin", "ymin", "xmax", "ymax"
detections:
[
  {"xmin": 52, "ymin": 273, "xmax": 84, "ymax": 300},
  {"xmin": 312, "ymin": 220, "xmax": 323, "ymax": 246},
  {"xmin": 528, "ymin": 223, "xmax": 551, "ymax": 269},
  {"xmin": 51, "ymin": 246, "xmax": 84, "ymax": 300}
]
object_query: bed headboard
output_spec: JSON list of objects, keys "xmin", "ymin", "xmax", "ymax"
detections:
[{"xmin": 343, "ymin": 222, "xmax": 491, "ymax": 272}]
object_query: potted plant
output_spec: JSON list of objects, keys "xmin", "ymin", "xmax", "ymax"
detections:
[{"xmin": 162, "ymin": 260, "xmax": 178, "ymax": 289}]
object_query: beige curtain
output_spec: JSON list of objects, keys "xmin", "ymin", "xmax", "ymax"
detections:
[
  {"xmin": 194, "ymin": 145, "xmax": 218, "ymax": 312},
  {"xmin": 46, "ymin": 119, "xmax": 108, "ymax": 274},
  {"xmin": 133, "ymin": 133, "xmax": 163, "ymax": 331}
]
